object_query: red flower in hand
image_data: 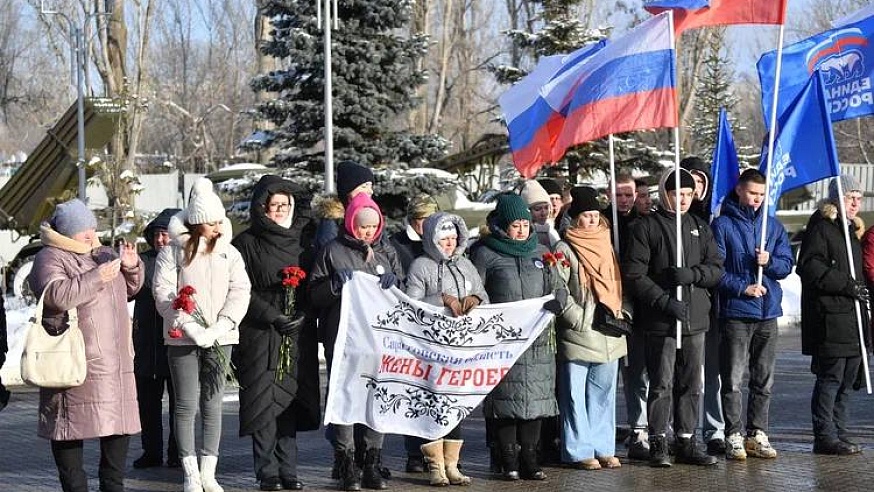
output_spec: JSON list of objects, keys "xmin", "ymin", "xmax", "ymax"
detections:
[
  {"xmin": 172, "ymin": 295, "xmax": 196, "ymax": 314},
  {"xmin": 180, "ymin": 285, "xmax": 196, "ymax": 296},
  {"xmin": 542, "ymin": 252, "xmax": 557, "ymax": 267},
  {"xmin": 168, "ymin": 327, "xmax": 183, "ymax": 339},
  {"xmin": 281, "ymin": 266, "xmax": 307, "ymax": 288}
]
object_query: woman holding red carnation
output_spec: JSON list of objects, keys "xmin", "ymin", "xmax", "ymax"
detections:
[
  {"xmin": 231, "ymin": 175, "xmax": 321, "ymax": 491},
  {"xmin": 467, "ymin": 192, "xmax": 566, "ymax": 482},
  {"xmin": 153, "ymin": 178, "xmax": 251, "ymax": 492}
]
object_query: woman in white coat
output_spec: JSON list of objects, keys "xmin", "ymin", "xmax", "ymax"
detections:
[{"xmin": 154, "ymin": 178, "xmax": 251, "ymax": 492}]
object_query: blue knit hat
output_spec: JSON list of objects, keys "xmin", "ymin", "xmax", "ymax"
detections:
[
  {"xmin": 50, "ymin": 199, "xmax": 97, "ymax": 237},
  {"xmin": 493, "ymin": 193, "xmax": 532, "ymax": 231}
]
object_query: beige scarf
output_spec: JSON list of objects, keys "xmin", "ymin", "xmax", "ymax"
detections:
[
  {"xmin": 563, "ymin": 218, "xmax": 623, "ymax": 317},
  {"xmin": 40, "ymin": 223, "xmax": 102, "ymax": 253}
]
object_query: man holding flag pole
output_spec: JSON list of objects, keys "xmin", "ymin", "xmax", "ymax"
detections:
[{"xmin": 797, "ymin": 173, "xmax": 870, "ymax": 456}]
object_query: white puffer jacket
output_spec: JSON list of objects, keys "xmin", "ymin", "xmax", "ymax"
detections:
[{"xmin": 153, "ymin": 213, "xmax": 252, "ymax": 346}]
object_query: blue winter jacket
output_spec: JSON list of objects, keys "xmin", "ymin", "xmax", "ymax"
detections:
[{"xmin": 711, "ymin": 194, "xmax": 794, "ymax": 321}]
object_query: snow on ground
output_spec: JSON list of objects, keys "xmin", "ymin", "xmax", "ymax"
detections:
[{"xmin": 0, "ymin": 272, "xmax": 805, "ymax": 387}]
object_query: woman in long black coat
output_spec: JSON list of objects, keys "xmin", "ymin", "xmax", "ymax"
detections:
[{"xmin": 232, "ymin": 175, "xmax": 321, "ymax": 491}]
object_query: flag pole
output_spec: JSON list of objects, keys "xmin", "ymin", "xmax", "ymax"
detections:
[
  {"xmin": 608, "ymin": 134, "xmax": 620, "ymax": 253},
  {"xmin": 667, "ymin": 10, "xmax": 682, "ymax": 348},
  {"xmin": 757, "ymin": 23, "xmax": 786, "ymax": 286},
  {"xmin": 673, "ymin": 126, "xmax": 683, "ymax": 349},
  {"xmin": 833, "ymin": 177, "xmax": 872, "ymax": 394}
]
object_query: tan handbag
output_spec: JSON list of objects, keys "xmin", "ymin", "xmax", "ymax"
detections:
[{"xmin": 20, "ymin": 282, "xmax": 87, "ymax": 388}]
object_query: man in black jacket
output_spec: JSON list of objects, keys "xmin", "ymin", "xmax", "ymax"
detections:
[
  {"xmin": 132, "ymin": 208, "xmax": 181, "ymax": 468},
  {"xmin": 797, "ymin": 174, "xmax": 869, "ymax": 455},
  {"xmin": 622, "ymin": 168, "xmax": 724, "ymax": 468},
  {"xmin": 680, "ymin": 156, "xmax": 725, "ymax": 456}
]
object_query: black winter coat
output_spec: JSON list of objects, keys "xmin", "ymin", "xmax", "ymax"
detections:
[
  {"xmin": 390, "ymin": 227, "xmax": 425, "ymax": 273},
  {"xmin": 797, "ymin": 202, "xmax": 868, "ymax": 358},
  {"xmin": 309, "ymin": 231, "xmax": 404, "ymax": 363},
  {"xmin": 622, "ymin": 208, "xmax": 724, "ymax": 336},
  {"xmin": 132, "ymin": 249, "xmax": 169, "ymax": 378},
  {"xmin": 231, "ymin": 175, "xmax": 321, "ymax": 435}
]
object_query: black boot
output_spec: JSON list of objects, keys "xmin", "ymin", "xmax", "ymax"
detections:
[
  {"xmin": 336, "ymin": 450, "xmax": 361, "ymax": 491},
  {"xmin": 500, "ymin": 444, "xmax": 520, "ymax": 481},
  {"xmin": 361, "ymin": 448, "xmax": 388, "ymax": 490},
  {"xmin": 519, "ymin": 444, "xmax": 546, "ymax": 481},
  {"xmin": 675, "ymin": 436, "xmax": 718, "ymax": 466},
  {"xmin": 649, "ymin": 435, "xmax": 671, "ymax": 468}
]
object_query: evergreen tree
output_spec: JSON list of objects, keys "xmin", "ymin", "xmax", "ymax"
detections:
[
  {"xmin": 690, "ymin": 28, "xmax": 738, "ymax": 161},
  {"xmin": 244, "ymin": 0, "xmax": 454, "ymax": 213}
]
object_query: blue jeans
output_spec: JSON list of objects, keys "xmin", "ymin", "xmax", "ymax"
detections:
[
  {"xmin": 719, "ymin": 319, "xmax": 778, "ymax": 436},
  {"xmin": 558, "ymin": 360, "xmax": 619, "ymax": 461},
  {"xmin": 168, "ymin": 345, "xmax": 230, "ymax": 457}
]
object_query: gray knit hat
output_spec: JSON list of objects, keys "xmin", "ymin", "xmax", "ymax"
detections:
[
  {"xmin": 828, "ymin": 173, "xmax": 862, "ymax": 201},
  {"xmin": 50, "ymin": 198, "xmax": 97, "ymax": 237},
  {"xmin": 185, "ymin": 178, "xmax": 226, "ymax": 224}
]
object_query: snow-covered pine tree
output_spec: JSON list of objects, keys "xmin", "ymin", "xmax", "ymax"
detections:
[{"xmin": 244, "ymin": 0, "xmax": 454, "ymax": 218}]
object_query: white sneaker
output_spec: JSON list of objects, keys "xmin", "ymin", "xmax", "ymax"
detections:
[
  {"xmin": 725, "ymin": 433, "xmax": 747, "ymax": 460},
  {"xmin": 745, "ymin": 430, "xmax": 777, "ymax": 459}
]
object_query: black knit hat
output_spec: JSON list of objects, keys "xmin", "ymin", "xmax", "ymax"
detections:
[
  {"xmin": 680, "ymin": 156, "xmax": 709, "ymax": 174},
  {"xmin": 493, "ymin": 193, "xmax": 532, "ymax": 231},
  {"xmin": 566, "ymin": 187, "xmax": 601, "ymax": 219},
  {"xmin": 537, "ymin": 178, "xmax": 562, "ymax": 196},
  {"xmin": 143, "ymin": 208, "xmax": 181, "ymax": 247},
  {"xmin": 336, "ymin": 160, "xmax": 374, "ymax": 204},
  {"xmin": 664, "ymin": 169, "xmax": 696, "ymax": 192}
]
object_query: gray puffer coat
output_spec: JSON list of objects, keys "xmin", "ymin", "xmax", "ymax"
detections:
[
  {"xmin": 469, "ymin": 237, "xmax": 559, "ymax": 420},
  {"xmin": 405, "ymin": 212, "xmax": 488, "ymax": 308}
]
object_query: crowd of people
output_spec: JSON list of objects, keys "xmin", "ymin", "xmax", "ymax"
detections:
[{"xmin": 8, "ymin": 157, "xmax": 874, "ymax": 491}]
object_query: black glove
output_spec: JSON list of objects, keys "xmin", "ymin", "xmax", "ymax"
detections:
[
  {"xmin": 660, "ymin": 296, "xmax": 689, "ymax": 322},
  {"xmin": 274, "ymin": 312, "xmax": 307, "ymax": 337},
  {"xmin": 844, "ymin": 280, "xmax": 870, "ymax": 304},
  {"xmin": 664, "ymin": 266, "xmax": 698, "ymax": 286},
  {"xmin": 332, "ymin": 269, "xmax": 354, "ymax": 292},
  {"xmin": 543, "ymin": 288, "xmax": 569, "ymax": 315},
  {"xmin": 379, "ymin": 272, "xmax": 398, "ymax": 290}
]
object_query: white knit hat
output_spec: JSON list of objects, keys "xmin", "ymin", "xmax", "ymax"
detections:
[
  {"xmin": 185, "ymin": 178, "xmax": 226, "ymax": 224},
  {"xmin": 520, "ymin": 180, "xmax": 550, "ymax": 206}
]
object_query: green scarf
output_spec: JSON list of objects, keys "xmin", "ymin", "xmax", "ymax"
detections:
[{"xmin": 482, "ymin": 227, "xmax": 539, "ymax": 257}]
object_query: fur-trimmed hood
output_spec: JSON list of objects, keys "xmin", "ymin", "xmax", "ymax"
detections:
[
  {"xmin": 817, "ymin": 199, "xmax": 866, "ymax": 239},
  {"xmin": 422, "ymin": 212, "xmax": 470, "ymax": 262},
  {"xmin": 311, "ymin": 193, "xmax": 345, "ymax": 221}
]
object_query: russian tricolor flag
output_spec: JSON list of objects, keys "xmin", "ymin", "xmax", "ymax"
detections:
[
  {"xmin": 645, "ymin": 0, "xmax": 787, "ymax": 35},
  {"xmin": 500, "ymin": 13, "xmax": 677, "ymax": 178}
]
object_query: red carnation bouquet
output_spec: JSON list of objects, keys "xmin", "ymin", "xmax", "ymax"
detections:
[
  {"xmin": 276, "ymin": 266, "xmax": 306, "ymax": 382},
  {"xmin": 169, "ymin": 285, "xmax": 236, "ymax": 383},
  {"xmin": 542, "ymin": 251, "xmax": 570, "ymax": 269}
]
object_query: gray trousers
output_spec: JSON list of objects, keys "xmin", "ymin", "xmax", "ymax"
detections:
[
  {"xmin": 168, "ymin": 345, "xmax": 230, "ymax": 457},
  {"xmin": 720, "ymin": 319, "xmax": 778, "ymax": 436}
]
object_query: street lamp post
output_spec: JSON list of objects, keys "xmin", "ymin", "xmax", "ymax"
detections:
[{"xmin": 40, "ymin": 1, "xmax": 113, "ymax": 203}]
